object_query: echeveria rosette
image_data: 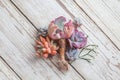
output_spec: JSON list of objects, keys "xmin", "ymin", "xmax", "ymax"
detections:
[
  {"xmin": 66, "ymin": 30, "xmax": 87, "ymax": 61},
  {"xmin": 66, "ymin": 48, "xmax": 79, "ymax": 61},
  {"xmin": 65, "ymin": 18, "xmax": 87, "ymax": 61},
  {"xmin": 68, "ymin": 29, "xmax": 87, "ymax": 49},
  {"xmin": 48, "ymin": 16, "xmax": 74, "ymax": 40}
]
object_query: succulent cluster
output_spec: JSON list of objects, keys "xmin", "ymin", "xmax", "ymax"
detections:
[{"xmin": 35, "ymin": 16, "xmax": 97, "ymax": 70}]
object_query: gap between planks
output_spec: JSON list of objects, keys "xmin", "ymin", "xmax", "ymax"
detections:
[
  {"xmin": 6, "ymin": 0, "xmax": 120, "ymax": 79},
  {"xmin": 55, "ymin": 0, "xmax": 120, "ymax": 80},
  {"xmin": 10, "ymin": 0, "xmax": 38, "ymax": 31},
  {"xmin": 0, "ymin": 0, "xmax": 85, "ymax": 80},
  {"xmin": 57, "ymin": 0, "xmax": 120, "ymax": 51},
  {"xmin": 74, "ymin": 0, "xmax": 120, "ymax": 50},
  {"xmin": 0, "ymin": 56, "xmax": 22, "ymax": 80},
  {"xmin": 9, "ymin": 0, "xmax": 86, "ymax": 80}
]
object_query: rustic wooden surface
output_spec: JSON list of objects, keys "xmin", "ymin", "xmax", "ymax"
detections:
[{"xmin": 0, "ymin": 0, "xmax": 120, "ymax": 80}]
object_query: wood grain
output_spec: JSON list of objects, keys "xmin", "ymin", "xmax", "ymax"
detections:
[
  {"xmin": 11, "ymin": 0, "xmax": 72, "ymax": 28},
  {"xmin": 10, "ymin": 0, "xmax": 120, "ymax": 80},
  {"xmin": 0, "ymin": 57, "xmax": 20, "ymax": 80},
  {"xmin": 74, "ymin": 0, "xmax": 120, "ymax": 49},
  {"xmin": 58, "ymin": 0, "xmax": 120, "ymax": 80},
  {"xmin": 0, "ymin": 0, "xmax": 84, "ymax": 80}
]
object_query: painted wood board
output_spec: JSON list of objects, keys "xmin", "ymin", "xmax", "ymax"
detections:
[
  {"xmin": 11, "ymin": 0, "xmax": 120, "ymax": 80},
  {"xmin": 0, "ymin": 0, "xmax": 84, "ymax": 80},
  {"xmin": 74, "ymin": 0, "xmax": 120, "ymax": 49},
  {"xmin": 0, "ymin": 57, "xmax": 20, "ymax": 80},
  {"xmin": 11, "ymin": 0, "xmax": 72, "ymax": 28},
  {"xmin": 57, "ymin": 0, "xmax": 120, "ymax": 80}
]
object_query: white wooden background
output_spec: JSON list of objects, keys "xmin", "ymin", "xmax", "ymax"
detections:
[{"xmin": 0, "ymin": 0, "xmax": 120, "ymax": 80}]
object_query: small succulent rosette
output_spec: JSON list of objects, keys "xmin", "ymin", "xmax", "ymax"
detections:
[
  {"xmin": 48, "ymin": 16, "xmax": 75, "ymax": 39},
  {"xmin": 66, "ymin": 29, "xmax": 87, "ymax": 61}
]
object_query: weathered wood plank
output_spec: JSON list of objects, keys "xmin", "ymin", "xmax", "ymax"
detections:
[
  {"xmin": 11, "ymin": 0, "xmax": 72, "ymax": 28},
  {"xmin": 74, "ymin": 0, "xmax": 120, "ymax": 49},
  {"xmin": 101, "ymin": 0, "xmax": 120, "ymax": 16},
  {"xmin": 0, "ymin": 57, "xmax": 20, "ymax": 80},
  {"xmin": 0, "ymin": 0, "xmax": 84, "ymax": 80},
  {"xmin": 11, "ymin": 0, "xmax": 120, "ymax": 80},
  {"xmin": 57, "ymin": 0, "xmax": 120, "ymax": 80},
  {"xmin": 0, "ymin": 0, "xmax": 60, "ymax": 80}
]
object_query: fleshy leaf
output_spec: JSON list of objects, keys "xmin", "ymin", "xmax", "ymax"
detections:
[
  {"xmin": 54, "ymin": 16, "xmax": 66, "ymax": 30},
  {"xmin": 68, "ymin": 30, "xmax": 87, "ymax": 49}
]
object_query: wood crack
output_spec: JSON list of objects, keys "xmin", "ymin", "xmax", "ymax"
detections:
[
  {"xmin": 0, "ymin": 56, "xmax": 22, "ymax": 80},
  {"xmin": 73, "ymin": 0, "xmax": 120, "ymax": 51},
  {"xmin": 9, "ymin": 0, "xmax": 85, "ymax": 80},
  {"xmin": 70, "ymin": 64, "xmax": 86, "ymax": 80},
  {"xmin": 56, "ymin": 0, "xmax": 120, "ymax": 51},
  {"xmin": 53, "ymin": 1, "xmax": 86, "ymax": 79},
  {"xmin": 10, "ymin": 0, "xmax": 39, "ymax": 32}
]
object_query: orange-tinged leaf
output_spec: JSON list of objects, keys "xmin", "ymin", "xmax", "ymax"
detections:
[{"xmin": 43, "ymin": 53, "xmax": 48, "ymax": 58}]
